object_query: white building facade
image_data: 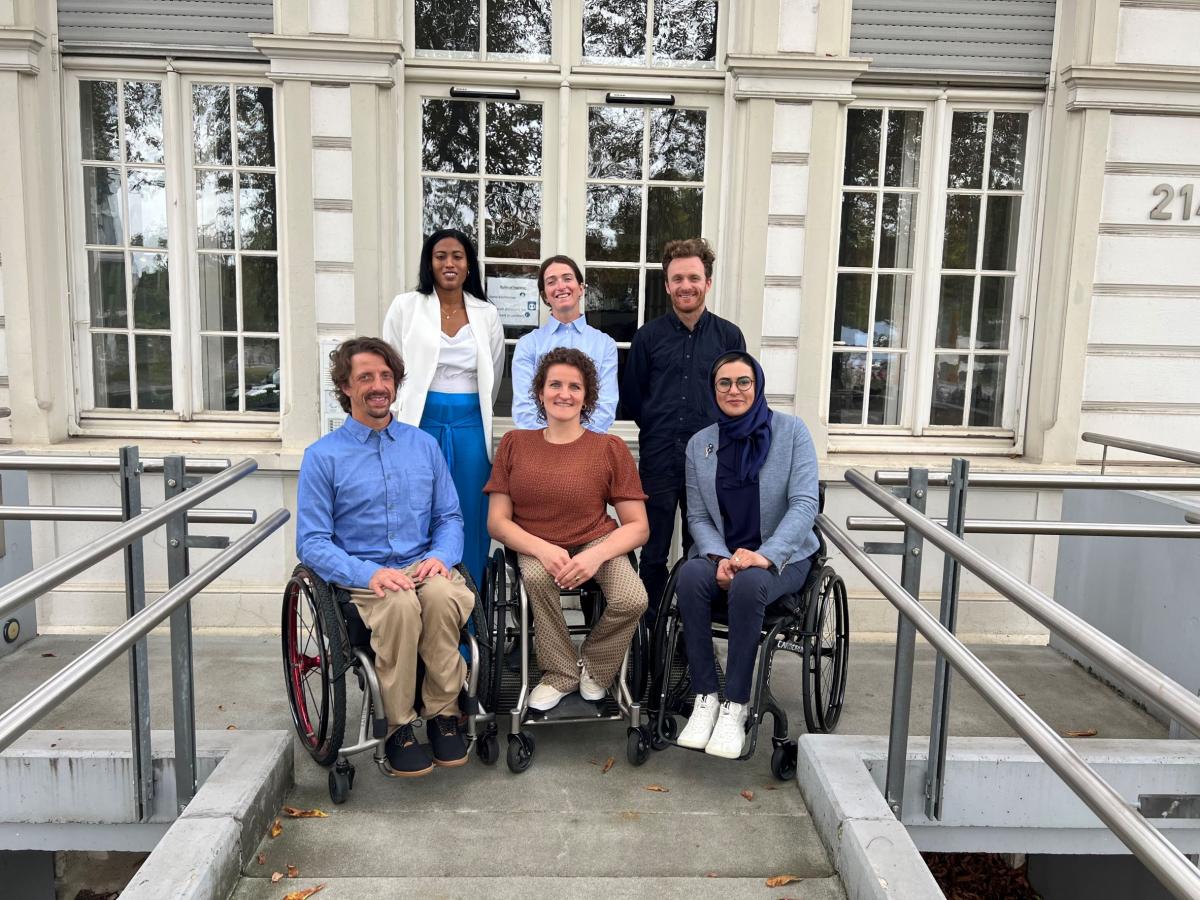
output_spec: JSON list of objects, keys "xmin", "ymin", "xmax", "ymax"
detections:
[{"xmin": 0, "ymin": 0, "xmax": 1196, "ymax": 637}]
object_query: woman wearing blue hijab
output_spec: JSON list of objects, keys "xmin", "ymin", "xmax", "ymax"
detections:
[{"xmin": 673, "ymin": 350, "xmax": 821, "ymax": 758}]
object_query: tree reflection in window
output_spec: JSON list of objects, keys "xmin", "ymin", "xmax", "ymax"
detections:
[
  {"xmin": 415, "ymin": 0, "xmax": 551, "ymax": 59},
  {"xmin": 583, "ymin": 0, "xmax": 717, "ymax": 66}
]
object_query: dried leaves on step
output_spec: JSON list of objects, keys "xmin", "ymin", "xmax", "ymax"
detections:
[
  {"xmin": 766, "ymin": 874, "xmax": 802, "ymax": 887},
  {"xmin": 282, "ymin": 806, "xmax": 329, "ymax": 818}
]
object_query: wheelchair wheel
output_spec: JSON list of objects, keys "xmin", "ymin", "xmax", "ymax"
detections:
[
  {"xmin": 801, "ymin": 567, "xmax": 850, "ymax": 734},
  {"xmin": 507, "ymin": 731, "xmax": 535, "ymax": 774},
  {"xmin": 651, "ymin": 714, "xmax": 677, "ymax": 751},
  {"xmin": 282, "ymin": 566, "xmax": 346, "ymax": 767},
  {"xmin": 328, "ymin": 761, "xmax": 354, "ymax": 804},
  {"xmin": 770, "ymin": 741, "xmax": 798, "ymax": 781},
  {"xmin": 486, "ymin": 549, "xmax": 509, "ymax": 714},
  {"xmin": 626, "ymin": 725, "xmax": 651, "ymax": 766},
  {"xmin": 477, "ymin": 726, "xmax": 500, "ymax": 766},
  {"xmin": 462, "ymin": 565, "xmax": 492, "ymax": 714}
]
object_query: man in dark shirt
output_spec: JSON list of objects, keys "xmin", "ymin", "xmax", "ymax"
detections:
[{"xmin": 620, "ymin": 238, "xmax": 746, "ymax": 616}]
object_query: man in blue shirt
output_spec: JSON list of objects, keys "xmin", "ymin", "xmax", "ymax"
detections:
[
  {"xmin": 620, "ymin": 239, "xmax": 746, "ymax": 616},
  {"xmin": 511, "ymin": 255, "xmax": 618, "ymax": 431},
  {"xmin": 296, "ymin": 337, "xmax": 475, "ymax": 776}
]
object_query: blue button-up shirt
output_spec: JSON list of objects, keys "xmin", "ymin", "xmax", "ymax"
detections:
[
  {"xmin": 511, "ymin": 314, "xmax": 618, "ymax": 432},
  {"xmin": 295, "ymin": 416, "xmax": 464, "ymax": 589}
]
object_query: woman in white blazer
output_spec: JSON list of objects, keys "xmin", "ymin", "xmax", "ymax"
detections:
[{"xmin": 382, "ymin": 228, "xmax": 505, "ymax": 589}]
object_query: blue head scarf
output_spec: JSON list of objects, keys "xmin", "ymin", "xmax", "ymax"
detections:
[{"xmin": 711, "ymin": 351, "xmax": 773, "ymax": 484}]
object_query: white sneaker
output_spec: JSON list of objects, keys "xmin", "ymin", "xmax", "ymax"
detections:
[
  {"xmin": 704, "ymin": 700, "xmax": 749, "ymax": 759},
  {"xmin": 579, "ymin": 663, "xmax": 606, "ymax": 701},
  {"xmin": 676, "ymin": 693, "xmax": 720, "ymax": 749},
  {"xmin": 529, "ymin": 680, "xmax": 573, "ymax": 711}
]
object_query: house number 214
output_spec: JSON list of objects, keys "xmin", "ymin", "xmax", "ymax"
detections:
[{"xmin": 1149, "ymin": 183, "xmax": 1198, "ymax": 221}]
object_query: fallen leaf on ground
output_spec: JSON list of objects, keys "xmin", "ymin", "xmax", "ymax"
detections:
[
  {"xmin": 600, "ymin": 756, "xmax": 615, "ymax": 774},
  {"xmin": 271, "ymin": 872, "xmax": 284, "ymax": 883},
  {"xmin": 217, "ymin": 704, "xmax": 225, "ymax": 711},
  {"xmin": 766, "ymin": 874, "xmax": 802, "ymax": 887},
  {"xmin": 741, "ymin": 790, "xmax": 755, "ymax": 802},
  {"xmin": 282, "ymin": 885, "xmax": 325, "ymax": 900},
  {"xmin": 268, "ymin": 819, "xmax": 283, "ymax": 839},
  {"xmin": 287, "ymin": 864, "xmax": 299, "ymax": 878},
  {"xmin": 644, "ymin": 784, "xmax": 669, "ymax": 793},
  {"xmin": 1064, "ymin": 728, "xmax": 1098, "ymax": 738},
  {"xmin": 588, "ymin": 758, "xmax": 599, "ymax": 766},
  {"xmin": 256, "ymin": 853, "xmax": 266, "ymax": 866},
  {"xmin": 41, "ymin": 652, "xmax": 55, "ymax": 658},
  {"xmin": 282, "ymin": 806, "xmax": 329, "ymax": 818},
  {"xmin": 705, "ymin": 872, "xmax": 719, "ymax": 878},
  {"xmin": 764, "ymin": 785, "xmax": 778, "ymax": 791},
  {"xmin": 226, "ymin": 724, "xmax": 237, "ymax": 731}
]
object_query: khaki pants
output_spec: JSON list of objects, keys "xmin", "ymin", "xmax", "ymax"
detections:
[
  {"xmin": 517, "ymin": 538, "xmax": 648, "ymax": 692},
  {"xmin": 349, "ymin": 564, "xmax": 474, "ymax": 728}
]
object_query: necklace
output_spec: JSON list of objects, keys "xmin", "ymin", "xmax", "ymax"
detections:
[{"xmin": 441, "ymin": 304, "xmax": 462, "ymax": 320}]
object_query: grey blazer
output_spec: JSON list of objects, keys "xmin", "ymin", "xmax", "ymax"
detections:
[{"xmin": 684, "ymin": 412, "xmax": 820, "ymax": 571}]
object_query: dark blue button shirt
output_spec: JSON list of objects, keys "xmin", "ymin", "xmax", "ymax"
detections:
[{"xmin": 620, "ymin": 309, "xmax": 746, "ymax": 481}]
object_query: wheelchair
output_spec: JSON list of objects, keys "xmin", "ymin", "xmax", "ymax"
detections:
[
  {"xmin": 281, "ymin": 563, "xmax": 496, "ymax": 804},
  {"xmin": 647, "ymin": 503, "xmax": 849, "ymax": 780},
  {"xmin": 480, "ymin": 547, "xmax": 652, "ymax": 774}
]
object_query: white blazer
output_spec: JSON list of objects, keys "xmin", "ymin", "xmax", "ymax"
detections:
[{"xmin": 381, "ymin": 290, "xmax": 506, "ymax": 461}]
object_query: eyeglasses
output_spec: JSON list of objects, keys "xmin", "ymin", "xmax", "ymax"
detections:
[{"xmin": 715, "ymin": 376, "xmax": 755, "ymax": 394}]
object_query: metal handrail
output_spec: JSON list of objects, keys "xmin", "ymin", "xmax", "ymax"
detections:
[
  {"xmin": 0, "ymin": 506, "xmax": 256, "ymax": 524},
  {"xmin": 1083, "ymin": 432, "xmax": 1200, "ymax": 468},
  {"xmin": 846, "ymin": 516, "xmax": 1200, "ymax": 538},
  {"xmin": 845, "ymin": 468, "xmax": 1200, "ymax": 737},
  {"xmin": 0, "ymin": 455, "xmax": 230, "ymax": 473},
  {"xmin": 0, "ymin": 509, "xmax": 289, "ymax": 752},
  {"xmin": 874, "ymin": 470, "xmax": 1200, "ymax": 490},
  {"xmin": 817, "ymin": 513, "xmax": 1200, "ymax": 900},
  {"xmin": 0, "ymin": 458, "xmax": 257, "ymax": 620}
]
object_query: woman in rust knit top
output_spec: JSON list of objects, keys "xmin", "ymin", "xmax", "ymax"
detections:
[{"xmin": 485, "ymin": 347, "xmax": 650, "ymax": 712}]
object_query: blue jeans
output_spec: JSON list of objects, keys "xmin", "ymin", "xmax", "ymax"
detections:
[{"xmin": 676, "ymin": 555, "xmax": 811, "ymax": 704}]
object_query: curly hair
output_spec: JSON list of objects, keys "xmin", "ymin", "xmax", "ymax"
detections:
[
  {"xmin": 661, "ymin": 237, "xmax": 716, "ymax": 280},
  {"xmin": 531, "ymin": 347, "xmax": 599, "ymax": 425},
  {"xmin": 329, "ymin": 336, "xmax": 406, "ymax": 414}
]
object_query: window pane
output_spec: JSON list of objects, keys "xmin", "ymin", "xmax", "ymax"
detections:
[
  {"xmin": 87, "ymin": 250, "xmax": 127, "ymax": 328},
  {"xmin": 92, "ymin": 332, "xmax": 131, "ymax": 409},
  {"xmin": 866, "ymin": 353, "xmax": 903, "ymax": 425},
  {"xmin": 485, "ymin": 263, "xmax": 540, "ymax": 337},
  {"xmin": 832, "ymin": 273, "xmax": 870, "ymax": 346},
  {"xmin": 415, "ymin": 0, "xmax": 480, "ymax": 52},
  {"xmin": 583, "ymin": 0, "xmax": 646, "ymax": 59},
  {"xmin": 423, "ymin": 177, "xmax": 478, "ymax": 239},
  {"xmin": 80, "ymin": 80, "xmax": 119, "ymax": 162},
  {"xmin": 585, "ymin": 267, "xmax": 639, "ymax": 343},
  {"xmin": 135, "ymin": 335, "xmax": 173, "ymax": 410},
  {"xmin": 589, "ymin": 106, "xmax": 643, "ymax": 179},
  {"xmin": 930, "ymin": 353, "xmax": 967, "ymax": 425},
  {"xmin": 829, "ymin": 352, "xmax": 866, "ymax": 424},
  {"xmin": 488, "ymin": 0, "xmax": 552, "ymax": 55},
  {"xmin": 128, "ymin": 169, "xmax": 168, "ymax": 249},
  {"xmin": 942, "ymin": 194, "xmax": 980, "ymax": 270},
  {"xmin": 485, "ymin": 180, "xmax": 541, "ymax": 258},
  {"xmin": 844, "ymin": 109, "xmax": 881, "ymax": 187},
  {"xmin": 989, "ymin": 113, "xmax": 1028, "ymax": 190},
  {"xmin": 238, "ymin": 173, "xmax": 277, "ymax": 251},
  {"xmin": 236, "ymin": 86, "xmax": 275, "ymax": 167},
  {"xmin": 977, "ymin": 276, "xmax": 1014, "ymax": 349},
  {"xmin": 242, "ymin": 256, "xmax": 279, "ymax": 332},
  {"xmin": 197, "ymin": 171, "xmax": 235, "ymax": 249},
  {"xmin": 423, "ymin": 99, "xmax": 479, "ymax": 174},
  {"xmin": 649, "ymin": 108, "xmax": 706, "ymax": 181},
  {"xmin": 83, "ymin": 167, "xmax": 123, "ymax": 245},
  {"xmin": 875, "ymin": 274, "xmax": 910, "ymax": 348},
  {"xmin": 245, "ymin": 338, "xmax": 280, "ymax": 412},
  {"xmin": 494, "ymin": 343, "xmax": 519, "ymax": 416},
  {"xmin": 878, "ymin": 193, "xmax": 916, "ymax": 269},
  {"xmin": 131, "ymin": 253, "xmax": 170, "ymax": 329},
  {"xmin": 982, "ymin": 196, "xmax": 1020, "ymax": 271},
  {"xmin": 969, "ymin": 356, "xmax": 1006, "ymax": 427},
  {"xmin": 193, "ymin": 84, "xmax": 232, "ymax": 166},
  {"xmin": 201, "ymin": 335, "xmax": 239, "ymax": 411},
  {"xmin": 936, "ymin": 275, "xmax": 974, "ymax": 349},
  {"xmin": 838, "ymin": 192, "xmax": 875, "ymax": 267},
  {"xmin": 198, "ymin": 254, "xmax": 237, "ymax": 331},
  {"xmin": 123, "ymin": 82, "xmax": 164, "ymax": 165},
  {"xmin": 644, "ymin": 268, "xmax": 670, "ymax": 323},
  {"xmin": 485, "ymin": 102, "xmax": 543, "ymax": 176},
  {"xmin": 586, "ymin": 184, "xmax": 641, "ymax": 262},
  {"xmin": 653, "ymin": 0, "xmax": 717, "ymax": 63},
  {"xmin": 646, "ymin": 186, "xmax": 702, "ymax": 259},
  {"xmin": 947, "ymin": 111, "xmax": 987, "ymax": 189},
  {"xmin": 884, "ymin": 109, "xmax": 922, "ymax": 188}
]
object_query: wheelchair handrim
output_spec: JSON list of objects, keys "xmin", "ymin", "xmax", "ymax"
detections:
[{"xmin": 284, "ymin": 579, "xmax": 330, "ymax": 748}]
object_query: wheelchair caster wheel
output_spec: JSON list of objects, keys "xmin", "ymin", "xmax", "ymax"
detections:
[
  {"xmin": 478, "ymin": 729, "xmax": 500, "ymax": 766},
  {"xmin": 650, "ymin": 715, "xmax": 677, "ymax": 751},
  {"xmin": 507, "ymin": 732, "xmax": 535, "ymax": 774},
  {"xmin": 329, "ymin": 764, "xmax": 354, "ymax": 804},
  {"xmin": 626, "ymin": 726, "xmax": 650, "ymax": 766},
  {"xmin": 770, "ymin": 741, "xmax": 798, "ymax": 782}
]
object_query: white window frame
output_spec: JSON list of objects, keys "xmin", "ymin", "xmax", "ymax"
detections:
[
  {"xmin": 62, "ymin": 58, "xmax": 281, "ymax": 439},
  {"xmin": 826, "ymin": 87, "xmax": 1045, "ymax": 455}
]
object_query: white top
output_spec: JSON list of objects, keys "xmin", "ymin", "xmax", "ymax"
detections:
[{"xmin": 429, "ymin": 325, "xmax": 479, "ymax": 394}]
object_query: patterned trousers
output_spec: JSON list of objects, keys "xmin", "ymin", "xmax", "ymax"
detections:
[{"xmin": 517, "ymin": 537, "xmax": 648, "ymax": 692}]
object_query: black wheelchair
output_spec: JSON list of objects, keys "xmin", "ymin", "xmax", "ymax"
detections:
[
  {"xmin": 480, "ymin": 547, "xmax": 652, "ymax": 774},
  {"xmin": 281, "ymin": 563, "xmax": 496, "ymax": 804},
  {"xmin": 647, "ymin": 506, "xmax": 849, "ymax": 780}
]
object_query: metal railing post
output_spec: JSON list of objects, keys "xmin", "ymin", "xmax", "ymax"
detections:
[
  {"xmin": 885, "ymin": 467, "xmax": 926, "ymax": 818},
  {"xmin": 164, "ymin": 456, "xmax": 197, "ymax": 813},
  {"xmin": 118, "ymin": 446, "xmax": 154, "ymax": 820},
  {"xmin": 925, "ymin": 457, "xmax": 969, "ymax": 820}
]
